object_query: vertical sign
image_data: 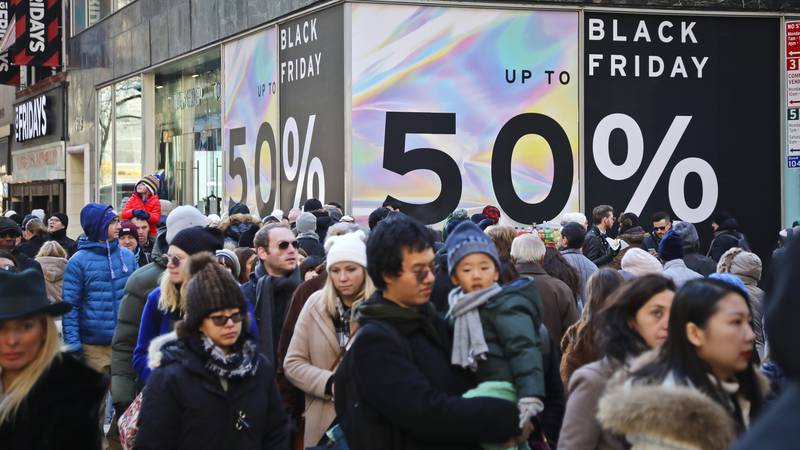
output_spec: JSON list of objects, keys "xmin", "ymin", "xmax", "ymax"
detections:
[
  {"xmin": 12, "ymin": 0, "xmax": 61, "ymax": 67},
  {"xmin": 350, "ymin": 4, "xmax": 580, "ymax": 225},
  {"xmin": 786, "ymin": 20, "xmax": 800, "ymax": 157},
  {"xmin": 0, "ymin": 1, "xmax": 18, "ymax": 85},
  {"xmin": 279, "ymin": 6, "xmax": 345, "ymax": 210},
  {"xmin": 584, "ymin": 14, "xmax": 780, "ymax": 260},
  {"xmin": 223, "ymin": 27, "xmax": 280, "ymax": 218}
]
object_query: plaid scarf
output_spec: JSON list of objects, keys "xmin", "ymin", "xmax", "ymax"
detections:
[
  {"xmin": 334, "ymin": 299, "xmax": 352, "ymax": 350},
  {"xmin": 196, "ymin": 335, "xmax": 260, "ymax": 380}
]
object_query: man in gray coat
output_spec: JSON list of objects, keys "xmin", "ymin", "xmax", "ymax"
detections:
[{"xmin": 558, "ymin": 222, "xmax": 598, "ymax": 312}]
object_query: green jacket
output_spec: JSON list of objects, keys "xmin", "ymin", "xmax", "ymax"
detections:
[
  {"xmin": 474, "ymin": 278, "xmax": 545, "ymax": 399},
  {"xmin": 110, "ymin": 232, "xmax": 166, "ymax": 407}
]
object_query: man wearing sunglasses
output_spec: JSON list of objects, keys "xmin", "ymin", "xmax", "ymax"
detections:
[
  {"xmin": 243, "ymin": 223, "xmax": 302, "ymax": 364},
  {"xmin": 642, "ymin": 211, "xmax": 672, "ymax": 255},
  {"xmin": 334, "ymin": 214, "xmax": 526, "ymax": 450}
]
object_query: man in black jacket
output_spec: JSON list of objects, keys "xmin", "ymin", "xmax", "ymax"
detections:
[
  {"xmin": 335, "ymin": 214, "xmax": 525, "ymax": 450},
  {"xmin": 244, "ymin": 223, "xmax": 301, "ymax": 365},
  {"xmin": 581, "ymin": 205, "xmax": 617, "ymax": 267},
  {"xmin": 47, "ymin": 213, "xmax": 77, "ymax": 256},
  {"xmin": 707, "ymin": 212, "xmax": 750, "ymax": 263}
]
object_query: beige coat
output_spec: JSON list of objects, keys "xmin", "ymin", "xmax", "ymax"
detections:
[
  {"xmin": 284, "ymin": 290, "xmax": 342, "ymax": 447},
  {"xmin": 35, "ymin": 256, "xmax": 67, "ymax": 303}
]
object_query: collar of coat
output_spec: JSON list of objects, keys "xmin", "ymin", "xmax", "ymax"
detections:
[{"xmin": 515, "ymin": 261, "xmax": 548, "ymax": 276}]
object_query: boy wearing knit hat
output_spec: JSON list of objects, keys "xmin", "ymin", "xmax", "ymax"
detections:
[
  {"xmin": 63, "ymin": 203, "xmax": 137, "ymax": 421},
  {"xmin": 121, "ymin": 173, "xmax": 162, "ymax": 236},
  {"xmin": 445, "ymin": 220, "xmax": 545, "ymax": 442}
]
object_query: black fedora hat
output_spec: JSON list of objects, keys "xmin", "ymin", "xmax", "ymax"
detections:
[{"xmin": 0, "ymin": 268, "xmax": 71, "ymax": 320}]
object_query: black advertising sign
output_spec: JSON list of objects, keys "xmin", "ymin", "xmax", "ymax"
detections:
[
  {"xmin": 584, "ymin": 13, "xmax": 780, "ymax": 260},
  {"xmin": 12, "ymin": 0, "xmax": 61, "ymax": 67},
  {"xmin": 12, "ymin": 86, "xmax": 63, "ymax": 150},
  {"xmin": 279, "ymin": 5, "xmax": 344, "ymax": 210}
]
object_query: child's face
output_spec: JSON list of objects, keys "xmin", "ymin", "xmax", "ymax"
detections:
[{"xmin": 451, "ymin": 253, "xmax": 499, "ymax": 293}]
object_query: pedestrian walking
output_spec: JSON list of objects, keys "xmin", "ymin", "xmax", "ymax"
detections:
[
  {"xmin": 559, "ymin": 222, "xmax": 598, "ymax": 311},
  {"xmin": 716, "ymin": 248, "xmax": 765, "ymax": 360},
  {"xmin": 658, "ymin": 230, "xmax": 703, "ymax": 288},
  {"xmin": 134, "ymin": 253, "xmax": 289, "ymax": 450},
  {"xmin": 707, "ymin": 212, "xmax": 750, "ymax": 262},
  {"xmin": 47, "ymin": 213, "xmax": 77, "ymax": 257},
  {"xmin": 35, "ymin": 240, "xmax": 69, "ymax": 303},
  {"xmin": 560, "ymin": 268, "xmax": 624, "ymax": 388},
  {"xmin": 0, "ymin": 268, "xmax": 107, "ymax": 450},
  {"xmin": 582, "ymin": 205, "xmax": 617, "ymax": 267},
  {"xmin": 598, "ymin": 279, "xmax": 768, "ymax": 449},
  {"xmin": 558, "ymin": 275, "xmax": 675, "ymax": 450},
  {"xmin": 17, "ymin": 218, "xmax": 50, "ymax": 259},
  {"xmin": 334, "ymin": 214, "xmax": 523, "ymax": 450},
  {"xmin": 512, "ymin": 234, "xmax": 578, "ymax": 345},
  {"xmin": 672, "ymin": 221, "xmax": 716, "ymax": 277},
  {"xmin": 284, "ymin": 230, "xmax": 374, "ymax": 447}
]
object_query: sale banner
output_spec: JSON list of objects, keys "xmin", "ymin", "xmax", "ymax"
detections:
[
  {"xmin": 223, "ymin": 26, "xmax": 280, "ymax": 218},
  {"xmin": 351, "ymin": 4, "xmax": 580, "ymax": 225},
  {"xmin": 12, "ymin": 0, "xmax": 61, "ymax": 67},
  {"xmin": 584, "ymin": 13, "xmax": 780, "ymax": 260},
  {"xmin": 279, "ymin": 5, "xmax": 345, "ymax": 210}
]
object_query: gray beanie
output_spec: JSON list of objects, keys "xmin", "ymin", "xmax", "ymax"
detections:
[
  {"xmin": 296, "ymin": 212, "xmax": 317, "ymax": 234},
  {"xmin": 672, "ymin": 221, "xmax": 700, "ymax": 251},
  {"xmin": 166, "ymin": 205, "xmax": 208, "ymax": 244},
  {"xmin": 216, "ymin": 248, "xmax": 241, "ymax": 279}
]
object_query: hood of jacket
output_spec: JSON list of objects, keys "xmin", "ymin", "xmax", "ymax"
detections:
[
  {"xmin": 618, "ymin": 226, "xmax": 646, "ymax": 245},
  {"xmin": 219, "ymin": 213, "xmax": 260, "ymax": 236},
  {"xmin": 80, "ymin": 204, "xmax": 115, "ymax": 242},
  {"xmin": 36, "ymin": 256, "xmax": 68, "ymax": 282}
]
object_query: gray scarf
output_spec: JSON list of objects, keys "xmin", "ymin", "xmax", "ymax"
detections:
[{"xmin": 447, "ymin": 283, "xmax": 502, "ymax": 371}]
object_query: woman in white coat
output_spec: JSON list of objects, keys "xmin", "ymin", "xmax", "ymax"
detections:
[{"xmin": 284, "ymin": 230, "xmax": 375, "ymax": 447}]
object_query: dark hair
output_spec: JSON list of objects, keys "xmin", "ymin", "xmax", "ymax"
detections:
[
  {"xmin": 498, "ymin": 257, "xmax": 520, "ymax": 284},
  {"xmin": 367, "ymin": 214, "xmax": 434, "ymax": 290},
  {"xmin": 631, "ymin": 279, "xmax": 764, "ymax": 429},
  {"xmin": 618, "ymin": 212, "xmax": 640, "ymax": 235},
  {"xmin": 327, "ymin": 201, "xmax": 343, "ymax": 210},
  {"xmin": 598, "ymin": 274, "xmax": 676, "ymax": 363},
  {"xmin": 592, "ymin": 205, "xmax": 613, "ymax": 225},
  {"xmin": 650, "ymin": 211, "xmax": 671, "ymax": 223},
  {"xmin": 233, "ymin": 247, "xmax": 256, "ymax": 284},
  {"xmin": 585, "ymin": 268, "xmax": 625, "ymax": 320},
  {"xmin": 253, "ymin": 223, "xmax": 289, "ymax": 250},
  {"xmin": 560, "ymin": 222, "xmax": 586, "ymax": 249},
  {"xmin": 368, "ymin": 207, "xmax": 390, "ymax": 230},
  {"xmin": 542, "ymin": 247, "xmax": 580, "ymax": 300}
]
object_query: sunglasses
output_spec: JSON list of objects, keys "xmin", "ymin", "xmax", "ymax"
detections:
[
  {"xmin": 207, "ymin": 312, "xmax": 243, "ymax": 326},
  {"xmin": 277, "ymin": 240, "xmax": 300, "ymax": 250},
  {"xmin": 166, "ymin": 255, "xmax": 183, "ymax": 267},
  {"xmin": 412, "ymin": 263, "xmax": 437, "ymax": 283}
]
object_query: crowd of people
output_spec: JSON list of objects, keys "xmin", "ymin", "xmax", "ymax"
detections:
[{"xmin": 0, "ymin": 173, "xmax": 798, "ymax": 450}]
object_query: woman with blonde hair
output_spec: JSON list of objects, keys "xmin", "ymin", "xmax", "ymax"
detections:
[
  {"xmin": 284, "ymin": 230, "xmax": 375, "ymax": 447},
  {"xmin": 35, "ymin": 240, "xmax": 68, "ymax": 303},
  {"xmin": 0, "ymin": 268, "xmax": 106, "ymax": 449}
]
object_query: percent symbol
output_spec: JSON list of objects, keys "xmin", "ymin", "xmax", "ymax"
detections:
[
  {"xmin": 593, "ymin": 113, "xmax": 719, "ymax": 223},
  {"xmin": 283, "ymin": 115, "xmax": 326, "ymax": 207}
]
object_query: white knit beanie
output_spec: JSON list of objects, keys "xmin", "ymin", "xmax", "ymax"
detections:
[
  {"xmin": 31, "ymin": 209, "xmax": 45, "ymax": 221},
  {"xmin": 325, "ymin": 230, "xmax": 367, "ymax": 270},
  {"xmin": 271, "ymin": 209, "xmax": 285, "ymax": 221},
  {"xmin": 621, "ymin": 248, "xmax": 663, "ymax": 277},
  {"xmin": 166, "ymin": 205, "xmax": 209, "ymax": 244}
]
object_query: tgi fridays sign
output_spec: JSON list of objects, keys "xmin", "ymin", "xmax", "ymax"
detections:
[{"xmin": 787, "ymin": 20, "xmax": 800, "ymax": 156}]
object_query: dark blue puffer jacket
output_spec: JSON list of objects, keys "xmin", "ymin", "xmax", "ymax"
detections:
[{"xmin": 62, "ymin": 204, "xmax": 137, "ymax": 350}]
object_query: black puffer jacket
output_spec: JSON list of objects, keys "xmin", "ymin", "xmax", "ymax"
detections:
[
  {"xmin": 0, "ymin": 354, "xmax": 106, "ymax": 450},
  {"xmin": 135, "ymin": 333, "xmax": 289, "ymax": 450}
]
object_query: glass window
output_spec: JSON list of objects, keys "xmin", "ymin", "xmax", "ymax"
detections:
[
  {"xmin": 97, "ymin": 85, "xmax": 113, "ymax": 206},
  {"xmin": 72, "ymin": 0, "xmax": 87, "ymax": 35},
  {"xmin": 114, "ymin": 77, "xmax": 142, "ymax": 210}
]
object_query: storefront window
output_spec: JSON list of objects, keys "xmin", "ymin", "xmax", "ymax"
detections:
[
  {"xmin": 154, "ymin": 50, "xmax": 221, "ymax": 211},
  {"xmin": 96, "ymin": 76, "xmax": 142, "ymax": 210},
  {"xmin": 114, "ymin": 78, "xmax": 142, "ymax": 209},
  {"xmin": 97, "ymin": 85, "xmax": 114, "ymax": 206}
]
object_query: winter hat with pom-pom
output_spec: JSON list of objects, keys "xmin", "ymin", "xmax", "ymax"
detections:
[
  {"xmin": 621, "ymin": 248, "xmax": 663, "ymax": 277},
  {"xmin": 325, "ymin": 230, "xmax": 367, "ymax": 270},
  {"xmin": 179, "ymin": 253, "xmax": 249, "ymax": 334}
]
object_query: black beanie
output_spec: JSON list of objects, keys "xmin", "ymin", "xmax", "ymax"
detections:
[
  {"xmin": 170, "ymin": 226, "xmax": 224, "ymax": 255},
  {"xmin": 303, "ymin": 198, "xmax": 323, "ymax": 212},
  {"xmin": 52, "ymin": 212, "xmax": 69, "ymax": 227},
  {"xmin": 180, "ymin": 253, "xmax": 248, "ymax": 333}
]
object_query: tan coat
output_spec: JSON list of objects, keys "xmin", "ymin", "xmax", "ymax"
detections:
[
  {"xmin": 35, "ymin": 256, "xmax": 67, "ymax": 303},
  {"xmin": 284, "ymin": 290, "xmax": 342, "ymax": 447}
]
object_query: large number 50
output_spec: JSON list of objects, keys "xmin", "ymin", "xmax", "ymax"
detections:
[{"xmin": 383, "ymin": 111, "xmax": 573, "ymax": 224}]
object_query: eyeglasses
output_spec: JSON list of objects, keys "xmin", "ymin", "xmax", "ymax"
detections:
[
  {"xmin": 411, "ymin": 263, "xmax": 437, "ymax": 283},
  {"xmin": 277, "ymin": 240, "xmax": 300, "ymax": 251},
  {"xmin": 166, "ymin": 255, "xmax": 183, "ymax": 267},
  {"xmin": 207, "ymin": 312, "xmax": 243, "ymax": 326}
]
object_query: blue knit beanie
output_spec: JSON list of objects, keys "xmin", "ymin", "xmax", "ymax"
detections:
[
  {"xmin": 445, "ymin": 221, "xmax": 501, "ymax": 276},
  {"xmin": 658, "ymin": 229, "xmax": 684, "ymax": 262}
]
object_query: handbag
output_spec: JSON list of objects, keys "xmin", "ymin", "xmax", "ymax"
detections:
[{"xmin": 117, "ymin": 392, "xmax": 143, "ymax": 450}]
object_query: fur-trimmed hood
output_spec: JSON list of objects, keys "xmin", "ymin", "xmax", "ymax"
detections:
[
  {"xmin": 597, "ymin": 350, "xmax": 768, "ymax": 450},
  {"xmin": 147, "ymin": 331, "xmax": 179, "ymax": 370},
  {"xmin": 218, "ymin": 213, "xmax": 260, "ymax": 234}
]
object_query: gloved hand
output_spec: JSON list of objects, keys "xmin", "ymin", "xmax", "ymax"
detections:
[
  {"xmin": 518, "ymin": 397, "xmax": 545, "ymax": 428},
  {"xmin": 133, "ymin": 209, "xmax": 151, "ymax": 221}
]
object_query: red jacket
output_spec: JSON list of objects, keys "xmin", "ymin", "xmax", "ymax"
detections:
[{"xmin": 121, "ymin": 193, "xmax": 161, "ymax": 235}]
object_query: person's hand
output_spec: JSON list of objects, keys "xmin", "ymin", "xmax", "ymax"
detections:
[
  {"xmin": 133, "ymin": 210, "xmax": 151, "ymax": 220},
  {"xmin": 305, "ymin": 270, "xmax": 319, "ymax": 281}
]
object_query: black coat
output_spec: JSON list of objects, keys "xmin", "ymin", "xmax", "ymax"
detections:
[
  {"xmin": 582, "ymin": 226, "xmax": 614, "ymax": 267},
  {"xmin": 50, "ymin": 229, "xmax": 78, "ymax": 256},
  {"xmin": 297, "ymin": 236, "xmax": 325, "ymax": 258},
  {"xmin": 684, "ymin": 252, "xmax": 716, "ymax": 277},
  {"xmin": 335, "ymin": 294, "xmax": 519, "ymax": 450},
  {"xmin": 707, "ymin": 218, "xmax": 750, "ymax": 263},
  {"xmin": 0, "ymin": 354, "xmax": 106, "ymax": 450},
  {"xmin": 134, "ymin": 335, "xmax": 289, "ymax": 450},
  {"xmin": 16, "ymin": 234, "xmax": 49, "ymax": 258},
  {"xmin": 311, "ymin": 211, "xmax": 335, "ymax": 242}
]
